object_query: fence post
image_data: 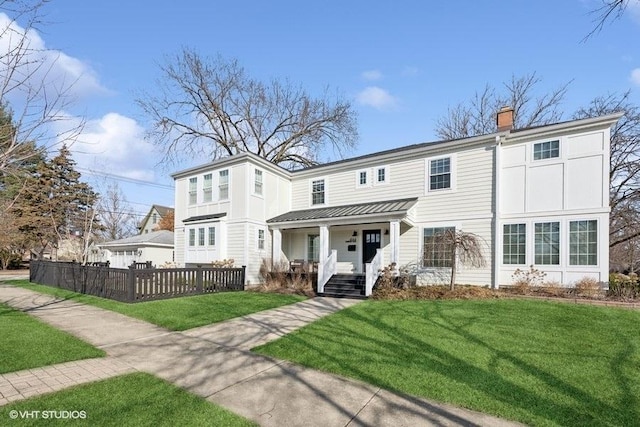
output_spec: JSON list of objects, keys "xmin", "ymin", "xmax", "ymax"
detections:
[
  {"xmin": 127, "ymin": 265, "xmax": 136, "ymax": 302},
  {"xmin": 241, "ymin": 265, "xmax": 246, "ymax": 290},
  {"xmin": 196, "ymin": 265, "xmax": 203, "ymax": 293}
]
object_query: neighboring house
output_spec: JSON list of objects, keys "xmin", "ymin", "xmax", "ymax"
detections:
[
  {"xmin": 95, "ymin": 230, "xmax": 174, "ymax": 268},
  {"xmin": 171, "ymin": 110, "xmax": 621, "ymax": 295},
  {"xmin": 139, "ymin": 205, "xmax": 174, "ymax": 235}
]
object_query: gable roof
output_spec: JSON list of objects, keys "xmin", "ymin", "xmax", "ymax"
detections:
[
  {"xmin": 138, "ymin": 204, "xmax": 174, "ymax": 230},
  {"xmin": 267, "ymin": 198, "xmax": 418, "ymax": 226},
  {"xmin": 98, "ymin": 230, "xmax": 174, "ymax": 248}
]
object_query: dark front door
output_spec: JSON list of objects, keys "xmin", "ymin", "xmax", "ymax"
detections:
[{"xmin": 362, "ymin": 229, "xmax": 381, "ymax": 268}]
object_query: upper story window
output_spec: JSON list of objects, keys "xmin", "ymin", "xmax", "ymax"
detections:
[
  {"xmin": 203, "ymin": 173, "xmax": 213, "ymax": 203},
  {"xmin": 312, "ymin": 179, "xmax": 325, "ymax": 205},
  {"xmin": 376, "ymin": 167, "xmax": 386, "ymax": 183},
  {"xmin": 359, "ymin": 171, "xmax": 367, "ymax": 185},
  {"xmin": 219, "ymin": 170, "xmax": 229, "ymax": 200},
  {"xmin": 257, "ymin": 229, "xmax": 265, "ymax": 250},
  {"xmin": 422, "ymin": 227, "xmax": 455, "ymax": 268},
  {"xmin": 152, "ymin": 213, "xmax": 157, "ymax": 224},
  {"xmin": 533, "ymin": 140, "xmax": 559, "ymax": 160},
  {"xmin": 254, "ymin": 169, "xmax": 263, "ymax": 195},
  {"xmin": 429, "ymin": 157, "xmax": 451, "ymax": 191},
  {"xmin": 188, "ymin": 177, "xmax": 197, "ymax": 205}
]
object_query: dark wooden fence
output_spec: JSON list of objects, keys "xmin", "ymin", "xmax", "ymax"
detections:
[{"xmin": 29, "ymin": 260, "xmax": 246, "ymax": 303}]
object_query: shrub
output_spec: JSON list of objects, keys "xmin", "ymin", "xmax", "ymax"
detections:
[
  {"xmin": 211, "ymin": 259, "xmax": 234, "ymax": 268},
  {"xmin": 607, "ymin": 272, "xmax": 640, "ymax": 300},
  {"xmin": 573, "ymin": 277, "xmax": 603, "ymax": 299},
  {"xmin": 511, "ymin": 265, "xmax": 547, "ymax": 294},
  {"xmin": 254, "ymin": 258, "xmax": 315, "ymax": 297}
]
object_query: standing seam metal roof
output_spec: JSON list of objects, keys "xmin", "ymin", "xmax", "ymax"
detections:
[{"xmin": 266, "ymin": 198, "xmax": 418, "ymax": 224}]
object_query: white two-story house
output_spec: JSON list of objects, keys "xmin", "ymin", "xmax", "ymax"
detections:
[{"xmin": 172, "ymin": 110, "xmax": 621, "ymax": 296}]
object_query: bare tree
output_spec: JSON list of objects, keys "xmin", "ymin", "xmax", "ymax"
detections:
[
  {"xmin": 573, "ymin": 92, "xmax": 640, "ymax": 269},
  {"xmin": 137, "ymin": 49, "xmax": 358, "ymax": 170},
  {"xmin": 96, "ymin": 182, "xmax": 138, "ymax": 241},
  {"xmin": 585, "ymin": 0, "xmax": 634, "ymax": 40},
  {"xmin": 435, "ymin": 73, "xmax": 570, "ymax": 140},
  {"xmin": 0, "ymin": 1, "xmax": 84, "ymax": 177}
]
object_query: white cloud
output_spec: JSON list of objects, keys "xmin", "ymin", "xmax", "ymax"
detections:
[
  {"xmin": 356, "ymin": 86, "xmax": 398, "ymax": 110},
  {"xmin": 362, "ymin": 70, "xmax": 383, "ymax": 81},
  {"xmin": 631, "ymin": 68, "xmax": 640, "ymax": 86},
  {"xmin": 70, "ymin": 113, "xmax": 156, "ymax": 181},
  {"xmin": 0, "ymin": 13, "xmax": 108, "ymax": 101}
]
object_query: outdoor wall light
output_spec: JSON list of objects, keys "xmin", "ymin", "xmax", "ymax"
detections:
[
  {"xmin": 385, "ymin": 229, "xmax": 389, "ymax": 235},
  {"xmin": 352, "ymin": 231, "xmax": 358, "ymax": 236}
]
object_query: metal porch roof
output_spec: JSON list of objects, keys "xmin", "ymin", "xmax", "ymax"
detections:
[{"xmin": 267, "ymin": 198, "xmax": 417, "ymax": 225}]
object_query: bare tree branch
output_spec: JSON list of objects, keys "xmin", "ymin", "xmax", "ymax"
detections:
[
  {"xmin": 584, "ymin": 0, "xmax": 632, "ymax": 41},
  {"xmin": 136, "ymin": 49, "xmax": 358, "ymax": 170}
]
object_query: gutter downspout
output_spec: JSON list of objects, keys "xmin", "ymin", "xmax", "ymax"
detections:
[{"xmin": 493, "ymin": 134, "xmax": 503, "ymax": 289}]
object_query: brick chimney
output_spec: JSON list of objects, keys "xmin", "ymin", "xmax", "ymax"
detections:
[{"xmin": 496, "ymin": 106, "xmax": 514, "ymax": 132}]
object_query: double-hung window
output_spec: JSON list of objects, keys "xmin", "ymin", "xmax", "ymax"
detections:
[
  {"xmin": 188, "ymin": 177, "xmax": 197, "ymax": 205},
  {"xmin": 219, "ymin": 170, "xmax": 229, "ymax": 200},
  {"xmin": 257, "ymin": 229, "xmax": 265, "ymax": 250},
  {"xmin": 429, "ymin": 157, "xmax": 451, "ymax": 190},
  {"xmin": 422, "ymin": 227, "xmax": 455, "ymax": 268},
  {"xmin": 208, "ymin": 227, "xmax": 216, "ymax": 246},
  {"xmin": 312, "ymin": 179, "xmax": 325, "ymax": 205},
  {"xmin": 307, "ymin": 234, "xmax": 319, "ymax": 262},
  {"xmin": 198, "ymin": 228, "xmax": 205, "ymax": 246},
  {"xmin": 534, "ymin": 222, "xmax": 560, "ymax": 265},
  {"xmin": 533, "ymin": 140, "xmax": 560, "ymax": 160},
  {"xmin": 376, "ymin": 167, "xmax": 386, "ymax": 183},
  {"xmin": 188, "ymin": 229, "xmax": 195, "ymax": 247},
  {"xmin": 203, "ymin": 173, "xmax": 212, "ymax": 203},
  {"xmin": 569, "ymin": 220, "xmax": 597, "ymax": 265},
  {"xmin": 254, "ymin": 169, "xmax": 263, "ymax": 195},
  {"xmin": 503, "ymin": 224, "xmax": 526, "ymax": 264}
]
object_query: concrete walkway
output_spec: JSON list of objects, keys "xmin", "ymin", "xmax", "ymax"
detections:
[{"xmin": 0, "ymin": 284, "xmax": 523, "ymax": 426}]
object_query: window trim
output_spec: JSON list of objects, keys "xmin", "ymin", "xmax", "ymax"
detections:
[
  {"xmin": 219, "ymin": 169, "xmax": 229, "ymax": 201},
  {"xmin": 532, "ymin": 140, "xmax": 560, "ymax": 161},
  {"xmin": 310, "ymin": 178, "xmax": 326, "ymax": 206},
  {"xmin": 203, "ymin": 173, "xmax": 213, "ymax": 203},
  {"xmin": 534, "ymin": 221, "xmax": 560, "ymax": 265},
  {"xmin": 569, "ymin": 219, "xmax": 598, "ymax": 266},
  {"xmin": 355, "ymin": 169, "xmax": 369, "ymax": 188},
  {"xmin": 421, "ymin": 225, "xmax": 456, "ymax": 269},
  {"xmin": 374, "ymin": 165, "xmax": 389, "ymax": 186},
  {"xmin": 253, "ymin": 168, "xmax": 264, "ymax": 196},
  {"xmin": 425, "ymin": 154, "xmax": 456, "ymax": 194},
  {"xmin": 257, "ymin": 228, "xmax": 265, "ymax": 251},
  {"xmin": 502, "ymin": 223, "xmax": 526, "ymax": 265},
  {"xmin": 188, "ymin": 177, "xmax": 198, "ymax": 205}
]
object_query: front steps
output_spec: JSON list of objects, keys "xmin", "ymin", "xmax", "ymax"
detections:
[{"xmin": 319, "ymin": 274, "xmax": 367, "ymax": 299}]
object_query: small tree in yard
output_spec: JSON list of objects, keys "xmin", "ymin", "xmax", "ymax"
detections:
[{"xmin": 431, "ymin": 229, "xmax": 486, "ymax": 291}]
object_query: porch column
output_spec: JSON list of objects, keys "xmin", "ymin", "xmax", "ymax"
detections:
[
  {"xmin": 317, "ymin": 224, "xmax": 329, "ymax": 290},
  {"xmin": 272, "ymin": 228, "xmax": 282, "ymax": 264},
  {"xmin": 390, "ymin": 220, "xmax": 400, "ymax": 265}
]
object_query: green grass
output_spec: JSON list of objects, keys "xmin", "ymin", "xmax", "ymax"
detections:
[
  {"xmin": 0, "ymin": 372, "xmax": 256, "ymax": 426},
  {"xmin": 253, "ymin": 299, "xmax": 640, "ymax": 427},
  {"xmin": 7, "ymin": 281, "xmax": 305, "ymax": 331},
  {"xmin": 0, "ymin": 302, "xmax": 104, "ymax": 374}
]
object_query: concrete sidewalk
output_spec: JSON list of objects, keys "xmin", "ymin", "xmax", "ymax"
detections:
[{"xmin": 0, "ymin": 284, "xmax": 523, "ymax": 426}]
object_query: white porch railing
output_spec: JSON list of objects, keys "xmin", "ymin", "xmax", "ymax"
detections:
[
  {"xmin": 318, "ymin": 249, "xmax": 337, "ymax": 293},
  {"xmin": 365, "ymin": 248, "xmax": 383, "ymax": 296}
]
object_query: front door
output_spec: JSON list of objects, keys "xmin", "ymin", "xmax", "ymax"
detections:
[{"xmin": 362, "ymin": 229, "xmax": 381, "ymax": 269}]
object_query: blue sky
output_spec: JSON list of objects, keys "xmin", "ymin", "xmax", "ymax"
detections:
[{"xmin": 7, "ymin": 1, "xmax": 640, "ymax": 219}]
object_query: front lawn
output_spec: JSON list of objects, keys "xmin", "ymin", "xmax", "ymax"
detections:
[
  {"xmin": 0, "ymin": 372, "xmax": 256, "ymax": 426},
  {"xmin": 0, "ymin": 303, "xmax": 104, "ymax": 374},
  {"xmin": 6, "ymin": 281, "xmax": 305, "ymax": 331},
  {"xmin": 253, "ymin": 299, "xmax": 640, "ymax": 427}
]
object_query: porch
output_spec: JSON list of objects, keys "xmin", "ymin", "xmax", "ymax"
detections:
[{"xmin": 267, "ymin": 198, "xmax": 417, "ymax": 297}]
